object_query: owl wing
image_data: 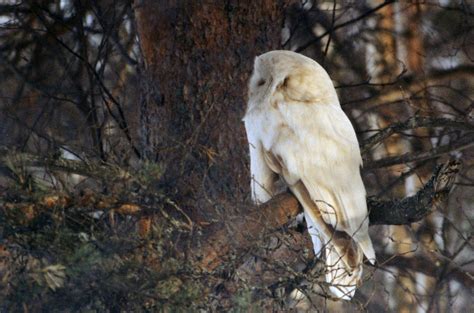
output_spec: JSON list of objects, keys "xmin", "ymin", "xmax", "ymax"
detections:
[
  {"xmin": 275, "ymin": 96, "xmax": 368, "ymax": 229},
  {"xmin": 268, "ymin": 71, "xmax": 375, "ymax": 298},
  {"xmin": 276, "ymin": 101, "xmax": 374, "ymax": 243}
]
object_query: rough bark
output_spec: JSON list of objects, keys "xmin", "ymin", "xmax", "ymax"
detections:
[{"xmin": 133, "ymin": 0, "xmax": 294, "ymax": 205}]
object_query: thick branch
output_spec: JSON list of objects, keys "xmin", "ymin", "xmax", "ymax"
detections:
[
  {"xmin": 193, "ymin": 193, "xmax": 300, "ymax": 271},
  {"xmin": 367, "ymin": 160, "xmax": 460, "ymax": 224},
  {"xmin": 195, "ymin": 160, "xmax": 460, "ymax": 270}
]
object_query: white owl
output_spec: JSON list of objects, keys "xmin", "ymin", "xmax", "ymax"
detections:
[{"xmin": 243, "ymin": 50, "xmax": 375, "ymax": 300}]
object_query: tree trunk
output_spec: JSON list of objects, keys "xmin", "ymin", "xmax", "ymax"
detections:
[{"xmin": 134, "ymin": 0, "xmax": 294, "ymax": 213}]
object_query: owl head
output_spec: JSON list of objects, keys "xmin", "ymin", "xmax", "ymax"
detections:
[{"xmin": 247, "ymin": 50, "xmax": 339, "ymax": 113}]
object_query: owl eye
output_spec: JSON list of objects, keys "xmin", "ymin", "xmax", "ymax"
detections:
[{"xmin": 257, "ymin": 79, "xmax": 266, "ymax": 87}]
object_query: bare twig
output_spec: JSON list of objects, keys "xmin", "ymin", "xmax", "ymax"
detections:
[
  {"xmin": 364, "ymin": 135, "xmax": 472, "ymax": 169},
  {"xmin": 361, "ymin": 116, "xmax": 474, "ymax": 155},
  {"xmin": 378, "ymin": 253, "xmax": 473, "ymax": 290},
  {"xmin": 296, "ymin": 0, "xmax": 396, "ymax": 53}
]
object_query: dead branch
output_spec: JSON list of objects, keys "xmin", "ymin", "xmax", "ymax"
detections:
[{"xmin": 367, "ymin": 160, "xmax": 460, "ymax": 224}]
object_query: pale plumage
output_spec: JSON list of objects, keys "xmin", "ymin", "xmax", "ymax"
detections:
[{"xmin": 243, "ymin": 50, "xmax": 375, "ymax": 300}]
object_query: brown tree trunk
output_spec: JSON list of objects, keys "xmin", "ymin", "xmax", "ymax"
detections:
[{"xmin": 134, "ymin": 0, "xmax": 293, "ymax": 214}]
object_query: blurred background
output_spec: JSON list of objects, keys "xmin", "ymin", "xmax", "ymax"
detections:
[{"xmin": 0, "ymin": 0, "xmax": 473, "ymax": 312}]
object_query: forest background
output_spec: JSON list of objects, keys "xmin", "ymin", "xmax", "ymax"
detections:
[{"xmin": 0, "ymin": 0, "xmax": 473, "ymax": 312}]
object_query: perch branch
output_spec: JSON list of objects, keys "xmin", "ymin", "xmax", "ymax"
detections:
[
  {"xmin": 367, "ymin": 160, "xmax": 460, "ymax": 224},
  {"xmin": 194, "ymin": 160, "xmax": 460, "ymax": 270}
]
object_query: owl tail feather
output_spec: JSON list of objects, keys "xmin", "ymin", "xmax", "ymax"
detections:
[
  {"xmin": 325, "ymin": 241, "xmax": 363, "ymax": 300},
  {"xmin": 305, "ymin": 209, "xmax": 364, "ymax": 300},
  {"xmin": 354, "ymin": 232, "xmax": 376, "ymax": 265},
  {"xmin": 290, "ymin": 182, "xmax": 368, "ymax": 300}
]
